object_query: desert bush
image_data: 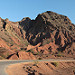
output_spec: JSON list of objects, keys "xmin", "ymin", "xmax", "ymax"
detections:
[
  {"xmin": 38, "ymin": 57, "xmax": 42, "ymax": 60},
  {"xmin": 51, "ymin": 38, "xmax": 55, "ymax": 42},
  {"xmin": 6, "ymin": 53, "xmax": 10, "ymax": 57},
  {"xmin": 24, "ymin": 40, "xmax": 29, "ymax": 46},
  {"xmin": 57, "ymin": 53, "xmax": 64, "ymax": 57},
  {"xmin": 57, "ymin": 54, "xmax": 62, "ymax": 57},
  {"xmin": 33, "ymin": 51, "xmax": 41, "ymax": 56},
  {"xmin": 27, "ymin": 49, "xmax": 35, "ymax": 55},
  {"xmin": 46, "ymin": 39, "xmax": 50, "ymax": 44},
  {"xmin": 0, "ymin": 47, "xmax": 6, "ymax": 52},
  {"xmin": 0, "ymin": 54, "xmax": 6, "ymax": 58},
  {"xmin": 42, "ymin": 39, "xmax": 50, "ymax": 45},
  {"xmin": 0, "ymin": 56, "xmax": 4, "ymax": 60},
  {"xmin": 51, "ymin": 62, "xmax": 58, "ymax": 67}
]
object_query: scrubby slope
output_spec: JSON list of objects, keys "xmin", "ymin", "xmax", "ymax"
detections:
[
  {"xmin": 26, "ymin": 11, "xmax": 75, "ymax": 57},
  {"xmin": 0, "ymin": 11, "xmax": 75, "ymax": 60},
  {"xmin": 0, "ymin": 17, "xmax": 31, "ymax": 59}
]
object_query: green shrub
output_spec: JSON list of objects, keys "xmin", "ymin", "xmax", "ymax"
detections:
[
  {"xmin": 51, "ymin": 62, "xmax": 58, "ymax": 67},
  {"xmin": 34, "ymin": 52, "xmax": 40, "ymax": 55},
  {"xmin": 38, "ymin": 57, "xmax": 42, "ymax": 60},
  {"xmin": 46, "ymin": 39, "xmax": 50, "ymax": 44},
  {"xmin": 57, "ymin": 53, "xmax": 64, "ymax": 57}
]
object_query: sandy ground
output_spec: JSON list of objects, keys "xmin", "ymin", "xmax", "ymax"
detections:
[{"xmin": 6, "ymin": 61, "xmax": 75, "ymax": 75}]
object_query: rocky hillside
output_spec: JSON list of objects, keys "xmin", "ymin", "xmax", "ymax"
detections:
[
  {"xmin": 7, "ymin": 62, "xmax": 75, "ymax": 75},
  {"xmin": 0, "ymin": 11, "xmax": 75, "ymax": 60}
]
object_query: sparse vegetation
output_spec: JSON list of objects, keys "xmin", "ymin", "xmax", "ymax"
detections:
[
  {"xmin": 0, "ymin": 54, "xmax": 6, "ymax": 58},
  {"xmin": 51, "ymin": 38, "xmax": 55, "ymax": 42},
  {"xmin": 27, "ymin": 49, "xmax": 35, "ymax": 55},
  {"xmin": 34, "ymin": 51, "xmax": 40, "ymax": 55},
  {"xmin": 24, "ymin": 40, "xmax": 30, "ymax": 46},
  {"xmin": 51, "ymin": 62, "xmax": 58, "ymax": 67},
  {"xmin": 33, "ymin": 60, "xmax": 39, "ymax": 66},
  {"xmin": 6, "ymin": 53, "xmax": 10, "ymax": 57},
  {"xmin": 57, "ymin": 54, "xmax": 62, "ymax": 57},
  {"xmin": 0, "ymin": 11, "xmax": 75, "ymax": 60},
  {"xmin": 38, "ymin": 57, "xmax": 42, "ymax": 60},
  {"xmin": 0, "ymin": 56, "xmax": 4, "ymax": 60},
  {"xmin": 57, "ymin": 53, "xmax": 64, "ymax": 57},
  {"xmin": 42, "ymin": 39, "xmax": 50, "ymax": 45}
]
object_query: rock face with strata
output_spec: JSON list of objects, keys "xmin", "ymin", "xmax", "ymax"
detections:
[
  {"xmin": 26, "ymin": 11, "xmax": 75, "ymax": 45},
  {"xmin": 0, "ymin": 11, "xmax": 75, "ymax": 60},
  {"xmin": 26, "ymin": 11, "xmax": 75, "ymax": 54}
]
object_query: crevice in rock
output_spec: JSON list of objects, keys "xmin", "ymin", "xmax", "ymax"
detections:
[
  {"xmin": 3, "ymin": 22, "xmax": 6, "ymax": 29},
  {"xmin": 57, "ymin": 41, "xmax": 73, "ymax": 52},
  {"xmin": 16, "ymin": 52, "xmax": 19, "ymax": 58},
  {"xmin": 6, "ymin": 53, "xmax": 15, "ymax": 59}
]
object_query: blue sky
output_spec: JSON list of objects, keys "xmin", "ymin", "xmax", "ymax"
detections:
[{"xmin": 0, "ymin": 0, "xmax": 75, "ymax": 24}]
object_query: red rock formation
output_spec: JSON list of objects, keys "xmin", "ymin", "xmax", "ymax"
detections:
[
  {"xmin": 18, "ymin": 51, "xmax": 36, "ymax": 60},
  {"xmin": 0, "ymin": 11, "xmax": 75, "ymax": 60}
]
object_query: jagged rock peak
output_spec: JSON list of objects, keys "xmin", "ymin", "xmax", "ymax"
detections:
[
  {"xmin": 19, "ymin": 17, "xmax": 31, "ymax": 31},
  {"xmin": 0, "ymin": 17, "xmax": 4, "ymax": 22},
  {"xmin": 5, "ymin": 18, "xmax": 9, "ymax": 22},
  {"xmin": 21, "ymin": 17, "xmax": 31, "ymax": 21},
  {"xmin": 0, "ymin": 17, "xmax": 2, "ymax": 20},
  {"xmin": 35, "ymin": 11, "xmax": 71, "ymax": 24},
  {"xmin": 0, "ymin": 17, "xmax": 9, "ymax": 22},
  {"xmin": 26, "ymin": 11, "xmax": 75, "ymax": 46}
]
